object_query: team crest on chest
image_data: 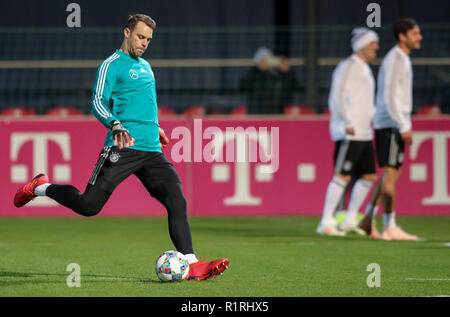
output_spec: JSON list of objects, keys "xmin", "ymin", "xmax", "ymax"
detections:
[{"xmin": 129, "ymin": 69, "xmax": 139, "ymax": 80}]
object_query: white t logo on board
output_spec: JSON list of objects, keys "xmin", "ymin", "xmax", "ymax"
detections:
[
  {"xmin": 409, "ymin": 132, "xmax": 450, "ymax": 205},
  {"xmin": 10, "ymin": 132, "xmax": 71, "ymax": 206}
]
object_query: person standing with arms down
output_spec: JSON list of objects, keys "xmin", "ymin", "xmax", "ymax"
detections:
[
  {"xmin": 239, "ymin": 47, "xmax": 298, "ymax": 114},
  {"xmin": 316, "ymin": 28, "xmax": 379, "ymax": 236},
  {"xmin": 358, "ymin": 18, "xmax": 422, "ymax": 241},
  {"xmin": 13, "ymin": 14, "xmax": 229, "ymax": 280}
]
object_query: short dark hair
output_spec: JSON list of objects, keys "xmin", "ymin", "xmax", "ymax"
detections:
[
  {"xmin": 126, "ymin": 14, "xmax": 156, "ymax": 31},
  {"xmin": 393, "ymin": 18, "xmax": 417, "ymax": 40}
]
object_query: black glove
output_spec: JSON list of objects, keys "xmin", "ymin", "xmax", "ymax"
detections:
[{"xmin": 110, "ymin": 120, "xmax": 135, "ymax": 149}]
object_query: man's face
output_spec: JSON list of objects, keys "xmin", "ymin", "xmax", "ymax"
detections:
[
  {"xmin": 401, "ymin": 25, "xmax": 422, "ymax": 51},
  {"xmin": 124, "ymin": 21, "xmax": 153, "ymax": 57},
  {"xmin": 360, "ymin": 41, "xmax": 379, "ymax": 63},
  {"xmin": 258, "ymin": 55, "xmax": 270, "ymax": 71}
]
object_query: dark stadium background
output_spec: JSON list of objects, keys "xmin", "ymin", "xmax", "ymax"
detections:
[
  {"xmin": 1, "ymin": 0, "xmax": 449, "ymax": 27},
  {"xmin": 1, "ymin": 0, "xmax": 449, "ymax": 114}
]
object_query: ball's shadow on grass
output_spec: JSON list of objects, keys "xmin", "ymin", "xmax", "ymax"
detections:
[{"xmin": 0, "ymin": 271, "xmax": 160, "ymax": 286}]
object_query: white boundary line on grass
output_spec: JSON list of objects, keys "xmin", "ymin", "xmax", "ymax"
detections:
[{"xmin": 86, "ymin": 276, "xmax": 144, "ymax": 281}]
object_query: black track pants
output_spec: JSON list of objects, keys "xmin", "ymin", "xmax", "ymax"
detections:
[{"xmin": 46, "ymin": 148, "xmax": 194, "ymax": 255}]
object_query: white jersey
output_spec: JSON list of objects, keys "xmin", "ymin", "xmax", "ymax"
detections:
[
  {"xmin": 328, "ymin": 54, "xmax": 376, "ymax": 141},
  {"xmin": 373, "ymin": 45, "xmax": 413, "ymax": 133}
]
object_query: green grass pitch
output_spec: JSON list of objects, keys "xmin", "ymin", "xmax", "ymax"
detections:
[{"xmin": 0, "ymin": 216, "xmax": 449, "ymax": 297}]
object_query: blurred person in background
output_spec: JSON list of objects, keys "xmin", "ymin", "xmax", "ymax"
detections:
[
  {"xmin": 239, "ymin": 47, "xmax": 298, "ymax": 114},
  {"xmin": 316, "ymin": 28, "xmax": 379, "ymax": 237},
  {"xmin": 358, "ymin": 18, "xmax": 422, "ymax": 241}
]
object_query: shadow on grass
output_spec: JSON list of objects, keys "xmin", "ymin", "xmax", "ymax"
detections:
[
  {"xmin": 194, "ymin": 225, "xmax": 379, "ymax": 241},
  {"xmin": 0, "ymin": 271, "xmax": 159, "ymax": 286},
  {"xmin": 193, "ymin": 225, "xmax": 304, "ymax": 238}
]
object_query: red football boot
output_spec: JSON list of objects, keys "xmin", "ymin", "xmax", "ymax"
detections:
[
  {"xmin": 14, "ymin": 173, "xmax": 49, "ymax": 207},
  {"xmin": 186, "ymin": 257, "xmax": 230, "ymax": 281}
]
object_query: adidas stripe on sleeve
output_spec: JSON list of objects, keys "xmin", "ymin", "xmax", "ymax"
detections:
[{"xmin": 91, "ymin": 53, "xmax": 120, "ymax": 128}]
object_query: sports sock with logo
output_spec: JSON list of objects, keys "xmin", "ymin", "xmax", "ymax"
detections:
[{"xmin": 345, "ymin": 179, "xmax": 373, "ymax": 224}]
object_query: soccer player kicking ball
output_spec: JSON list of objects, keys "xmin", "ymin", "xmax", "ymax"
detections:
[
  {"xmin": 358, "ymin": 18, "xmax": 422, "ymax": 241},
  {"xmin": 14, "ymin": 14, "xmax": 229, "ymax": 280},
  {"xmin": 316, "ymin": 28, "xmax": 379, "ymax": 237}
]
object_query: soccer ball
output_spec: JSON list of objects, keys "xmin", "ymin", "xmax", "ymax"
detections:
[{"xmin": 155, "ymin": 250, "xmax": 190, "ymax": 282}]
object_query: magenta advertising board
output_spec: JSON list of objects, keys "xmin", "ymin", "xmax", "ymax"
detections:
[{"xmin": 1, "ymin": 116, "xmax": 449, "ymax": 217}]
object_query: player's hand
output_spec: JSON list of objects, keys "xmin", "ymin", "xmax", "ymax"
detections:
[
  {"xmin": 401, "ymin": 130, "xmax": 413, "ymax": 146},
  {"xmin": 110, "ymin": 120, "xmax": 135, "ymax": 149},
  {"xmin": 346, "ymin": 127, "xmax": 355, "ymax": 135},
  {"xmin": 159, "ymin": 128, "xmax": 169, "ymax": 148}
]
